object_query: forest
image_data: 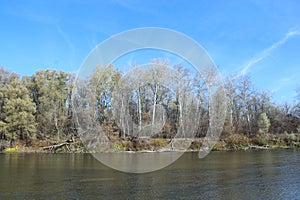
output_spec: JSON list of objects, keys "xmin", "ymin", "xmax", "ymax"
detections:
[{"xmin": 0, "ymin": 62, "xmax": 300, "ymax": 152}]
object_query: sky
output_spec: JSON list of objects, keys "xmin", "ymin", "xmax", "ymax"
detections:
[{"xmin": 1, "ymin": 0, "xmax": 300, "ymax": 103}]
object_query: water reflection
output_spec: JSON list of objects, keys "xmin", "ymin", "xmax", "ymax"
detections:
[
  {"xmin": 93, "ymin": 152, "xmax": 184, "ymax": 173},
  {"xmin": 0, "ymin": 150, "xmax": 299, "ymax": 199}
]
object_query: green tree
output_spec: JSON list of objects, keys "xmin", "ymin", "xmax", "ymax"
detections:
[
  {"xmin": 90, "ymin": 64, "xmax": 120, "ymax": 123},
  {"xmin": 0, "ymin": 68, "xmax": 36, "ymax": 145},
  {"xmin": 25, "ymin": 69, "xmax": 74, "ymax": 141},
  {"xmin": 4, "ymin": 86, "xmax": 36, "ymax": 145},
  {"xmin": 257, "ymin": 112, "xmax": 270, "ymax": 134}
]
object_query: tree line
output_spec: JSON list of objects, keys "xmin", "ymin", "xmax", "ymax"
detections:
[
  {"xmin": 0, "ymin": 68, "xmax": 74, "ymax": 146},
  {"xmin": 0, "ymin": 63, "xmax": 299, "ymax": 147}
]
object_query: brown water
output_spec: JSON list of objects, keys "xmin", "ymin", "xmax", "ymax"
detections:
[{"xmin": 0, "ymin": 150, "xmax": 299, "ymax": 199}]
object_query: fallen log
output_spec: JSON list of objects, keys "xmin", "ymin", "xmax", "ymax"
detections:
[
  {"xmin": 42, "ymin": 137, "xmax": 76, "ymax": 152},
  {"xmin": 42, "ymin": 142, "xmax": 68, "ymax": 152},
  {"xmin": 249, "ymin": 145, "xmax": 269, "ymax": 149}
]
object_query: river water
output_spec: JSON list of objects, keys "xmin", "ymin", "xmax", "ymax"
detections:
[{"xmin": 0, "ymin": 150, "xmax": 299, "ymax": 199}]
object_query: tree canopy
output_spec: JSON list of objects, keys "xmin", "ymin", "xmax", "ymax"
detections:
[{"xmin": 0, "ymin": 65, "xmax": 299, "ymax": 148}]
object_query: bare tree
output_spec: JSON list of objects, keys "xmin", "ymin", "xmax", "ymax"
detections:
[{"xmin": 237, "ymin": 75, "xmax": 254, "ymax": 136}]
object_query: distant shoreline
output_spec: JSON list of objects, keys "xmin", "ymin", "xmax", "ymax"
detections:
[
  {"xmin": 1, "ymin": 132, "xmax": 299, "ymax": 154},
  {"xmin": 1, "ymin": 143, "xmax": 297, "ymax": 154}
]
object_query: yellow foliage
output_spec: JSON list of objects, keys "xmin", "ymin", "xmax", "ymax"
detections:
[{"xmin": 2, "ymin": 146, "xmax": 18, "ymax": 153}]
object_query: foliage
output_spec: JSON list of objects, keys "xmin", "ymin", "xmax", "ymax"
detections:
[
  {"xmin": 251, "ymin": 134, "xmax": 270, "ymax": 146},
  {"xmin": 149, "ymin": 138, "xmax": 168, "ymax": 148},
  {"xmin": 113, "ymin": 141, "xmax": 127, "ymax": 151},
  {"xmin": 212, "ymin": 141, "xmax": 227, "ymax": 151},
  {"xmin": 257, "ymin": 112, "xmax": 271, "ymax": 134},
  {"xmin": 0, "ymin": 69, "xmax": 36, "ymax": 145},
  {"xmin": 2, "ymin": 146, "xmax": 18, "ymax": 153},
  {"xmin": 225, "ymin": 134, "xmax": 250, "ymax": 150},
  {"xmin": 0, "ymin": 65, "xmax": 300, "ymax": 151},
  {"xmin": 24, "ymin": 69, "xmax": 75, "ymax": 141}
]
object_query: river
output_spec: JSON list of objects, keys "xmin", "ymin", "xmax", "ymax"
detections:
[{"xmin": 0, "ymin": 149, "xmax": 299, "ymax": 199}]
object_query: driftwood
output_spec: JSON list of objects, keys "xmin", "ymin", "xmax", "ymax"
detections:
[
  {"xmin": 249, "ymin": 145, "xmax": 270, "ymax": 150},
  {"xmin": 43, "ymin": 142, "xmax": 68, "ymax": 151},
  {"xmin": 42, "ymin": 137, "xmax": 74, "ymax": 152}
]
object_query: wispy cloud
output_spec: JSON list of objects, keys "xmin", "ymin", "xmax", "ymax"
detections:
[
  {"xmin": 112, "ymin": 0, "xmax": 157, "ymax": 15},
  {"xmin": 56, "ymin": 25, "xmax": 76, "ymax": 67},
  {"xmin": 240, "ymin": 29, "xmax": 300, "ymax": 75},
  {"xmin": 271, "ymin": 75, "xmax": 296, "ymax": 93},
  {"xmin": 270, "ymin": 75, "xmax": 300, "ymax": 105},
  {"xmin": 4, "ymin": 4, "xmax": 58, "ymax": 25}
]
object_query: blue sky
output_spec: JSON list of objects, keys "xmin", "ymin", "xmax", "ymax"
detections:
[{"xmin": 1, "ymin": 0, "xmax": 300, "ymax": 103}]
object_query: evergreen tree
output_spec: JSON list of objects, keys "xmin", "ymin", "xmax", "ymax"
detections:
[
  {"xmin": 4, "ymin": 85, "xmax": 36, "ymax": 145},
  {"xmin": 0, "ymin": 69, "xmax": 36, "ymax": 145},
  {"xmin": 25, "ymin": 69, "xmax": 74, "ymax": 141},
  {"xmin": 257, "ymin": 112, "xmax": 270, "ymax": 134}
]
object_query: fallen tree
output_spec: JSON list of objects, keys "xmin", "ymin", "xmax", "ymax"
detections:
[{"xmin": 42, "ymin": 137, "xmax": 75, "ymax": 153}]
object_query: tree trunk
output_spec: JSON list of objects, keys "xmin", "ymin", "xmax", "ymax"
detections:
[
  {"xmin": 178, "ymin": 93, "xmax": 185, "ymax": 138},
  {"xmin": 151, "ymin": 84, "xmax": 158, "ymax": 136},
  {"xmin": 54, "ymin": 113, "xmax": 60, "ymax": 141},
  {"xmin": 138, "ymin": 87, "xmax": 142, "ymax": 134}
]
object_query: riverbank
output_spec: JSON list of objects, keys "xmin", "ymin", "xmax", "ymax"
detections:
[
  {"xmin": 1, "ymin": 132, "xmax": 299, "ymax": 153},
  {"xmin": 0, "ymin": 144, "xmax": 297, "ymax": 154},
  {"xmin": 212, "ymin": 133, "xmax": 300, "ymax": 151}
]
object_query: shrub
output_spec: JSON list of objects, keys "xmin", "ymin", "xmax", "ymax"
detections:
[
  {"xmin": 149, "ymin": 138, "xmax": 168, "ymax": 148},
  {"xmin": 225, "ymin": 134, "xmax": 250, "ymax": 150},
  {"xmin": 113, "ymin": 141, "xmax": 127, "ymax": 151},
  {"xmin": 212, "ymin": 141, "xmax": 227, "ymax": 151},
  {"xmin": 189, "ymin": 141, "xmax": 201, "ymax": 150},
  {"xmin": 251, "ymin": 134, "xmax": 270, "ymax": 146}
]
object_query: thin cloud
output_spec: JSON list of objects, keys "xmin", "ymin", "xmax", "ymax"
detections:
[
  {"xmin": 112, "ymin": 0, "xmax": 157, "ymax": 14},
  {"xmin": 56, "ymin": 25, "xmax": 76, "ymax": 68},
  {"xmin": 271, "ymin": 75, "xmax": 298, "ymax": 95},
  {"xmin": 240, "ymin": 29, "xmax": 300, "ymax": 75}
]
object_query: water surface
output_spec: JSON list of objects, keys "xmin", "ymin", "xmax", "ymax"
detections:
[{"xmin": 0, "ymin": 150, "xmax": 299, "ymax": 199}]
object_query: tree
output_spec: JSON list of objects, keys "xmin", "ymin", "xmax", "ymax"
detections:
[
  {"xmin": 90, "ymin": 65, "xmax": 121, "ymax": 123},
  {"xmin": 0, "ymin": 68, "xmax": 36, "ymax": 145},
  {"xmin": 4, "ymin": 86, "xmax": 36, "ymax": 145},
  {"xmin": 0, "ymin": 68, "xmax": 19, "ymax": 130},
  {"xmin": 237, "ymin": 75, "xmax": 254, "ymax": 136},
  {"xmin": 224, "ymin": 75, "xmax": 238, "ymax": 134},
  {"xmin": 257, "ymin": 112, "xmax": 270, "ymax": 135},
  {"xmin": 25, "ymin": 69, "xmax": 74, "ymax": 141},
  {"xmin": 192, "ymin": 70, "xmax": 209, "ymax": 137},
  {"xmin": 149, "ymin": 60, "xmax": 169, "ymax": 136}
]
